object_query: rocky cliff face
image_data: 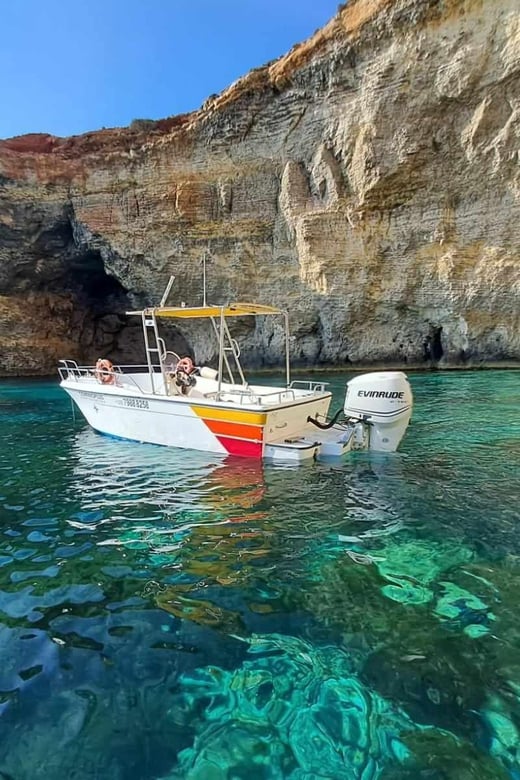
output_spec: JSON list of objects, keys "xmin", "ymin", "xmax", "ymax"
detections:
[{"xmin": 1, "ymin": 0, "xmax": 519, "ymax": 375}]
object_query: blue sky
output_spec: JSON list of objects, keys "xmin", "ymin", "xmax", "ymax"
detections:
[{"xmin": 0, "ymin": 0, "xmax": 340, "ymax": 139}]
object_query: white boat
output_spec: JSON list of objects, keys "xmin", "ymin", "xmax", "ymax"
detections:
[{"xmin": 59, "ymin": 278, "xmax": 413, "ymax": 463}]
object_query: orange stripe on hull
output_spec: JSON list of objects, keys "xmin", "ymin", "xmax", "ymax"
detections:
[{"xmin": 203, "ymin": 418, "xmax": 263, "ymax": 441}]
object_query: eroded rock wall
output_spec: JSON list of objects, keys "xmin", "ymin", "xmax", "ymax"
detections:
[{"xmin": 0, "ymin": 0, "xmax": 519, "ymax": 375}]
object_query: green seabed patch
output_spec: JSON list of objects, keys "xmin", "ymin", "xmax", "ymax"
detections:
[
  {"xmin": 380, "ymin": 730, "xmax": 510, "ymax": 780},
  {"xmin": 127, "ymin": 525, "xmax": 520, "ymax": 778},
  {"xmin": 160, "ymin": 634, "xmax": 412, "ymax": 780},
  {"xmin": 298, "ymin": 540, "xmax": 520, "ymax": 777}
]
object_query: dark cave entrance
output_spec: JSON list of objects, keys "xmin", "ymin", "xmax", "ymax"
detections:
[
  {"xmin": 2, "ymin": 205, "xmax": 194, "ymax": 372},
  {"xmin": 1, "ymin": 204, "xmax": 194, "ymax": 374},
  {"xmin": 423, "ymin": 325, "xmax": 444, "ymax": 364},
  {"xmin": 30, "ymin": 215, "xmax": 150, "ymax": 363},
  {"xmin": 67, "ymin": 252, "xmax": 145, "ymax": 365},
  {"xmin": 48, "ymin": 247, "xmax": 190, "ymax": 366}
]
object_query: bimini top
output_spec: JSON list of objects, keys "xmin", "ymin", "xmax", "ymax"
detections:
[{"xmin": 126, "ymin": 302, "xmax": 283, "ymax": 319}]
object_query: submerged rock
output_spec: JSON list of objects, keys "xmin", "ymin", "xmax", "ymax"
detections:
[
  {"xmin": 301, "ymin": 538, "xmax": 520, "ymax": 775},
  {"xmin": 162, "ymin": 634, "xmax": 411, "ymax": 779}
]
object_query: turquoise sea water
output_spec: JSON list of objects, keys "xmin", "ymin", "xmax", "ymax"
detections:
[{"xmin": 0, "ymin": 371, "xmax": 519, "ymax": 779}]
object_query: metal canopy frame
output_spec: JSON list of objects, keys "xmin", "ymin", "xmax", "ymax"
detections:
[
  {"xmin": 126, "ymin": 278, "xmax": 291, "ymax": 395},
  {"xmin": 127, "ymin": 302, "xmax": 282, "ymax": 319}
]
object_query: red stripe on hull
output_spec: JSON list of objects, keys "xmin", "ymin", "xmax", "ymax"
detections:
[{"xmin": 215, "ymin": 435, "xmax": 263, "ymax": 459}]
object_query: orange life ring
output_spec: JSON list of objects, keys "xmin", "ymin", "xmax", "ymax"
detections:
[
  {"xmin": 95, "ymin": 358, "xmax": 115, "ymax": 385},
  {"xmin": 175, "ymin": 356, "xmax": 195, "ymax": 374}
]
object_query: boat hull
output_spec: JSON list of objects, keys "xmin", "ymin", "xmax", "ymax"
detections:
[{"xmin": 62, "ymin": 382, "xmax": 332, "ymax": 460}]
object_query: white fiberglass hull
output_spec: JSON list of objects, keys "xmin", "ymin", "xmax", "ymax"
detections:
[{"xmin": 61, "ymin": 380, "xmax": 332, "ymax": 460}]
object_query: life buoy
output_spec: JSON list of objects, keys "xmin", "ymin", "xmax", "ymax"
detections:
[
  {"xmin": 95, "ymin": 358, "xmax": 115, "ymax": 385},
  {"xmin": 175, "ymin": 356, "xmax": 195, "ymax": 374}
]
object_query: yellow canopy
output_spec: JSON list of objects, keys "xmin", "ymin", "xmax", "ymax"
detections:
[{"xmin": 127, "ymin": 302, "xmax": 282, "ymax": 319}]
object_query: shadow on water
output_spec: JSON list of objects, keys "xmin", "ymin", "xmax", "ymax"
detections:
[{"xmin": 0, "ymin": 373, "xmax": 518, "ymax": 778}]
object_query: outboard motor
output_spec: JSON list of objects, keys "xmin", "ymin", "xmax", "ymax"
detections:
[{"xmin": 344, "ymin": 372, "xmax": 413, "ymax": 452}]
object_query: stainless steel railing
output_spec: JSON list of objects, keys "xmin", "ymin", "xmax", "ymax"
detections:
[
  {"xmin": 289, "ymin": 379, "xmax": 329, "ymax": 393},
  {"xmin": 58, "ymin": 360, "xmax": 159, "ymax": 395}
]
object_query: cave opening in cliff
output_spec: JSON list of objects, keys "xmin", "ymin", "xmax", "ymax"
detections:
[
  {"xmin": 431, "ymin": 327, "xmax": 444, "ymax": 362},
  {"xmin": 63, "ymin": 251, "xmax": 128, "ymax": 309},
  {"xmin": 423, "ymin": 326, "xmax": 444, "ymax": 364},
  {"xmin": 29, "ymin": 223, "xmax": 147, "ymax": 366},
  {"xmin": 61, "ymin": 249, "xmax": 145, "ymax": 365},
  {"xmin": 45, "ymin": 244, "xmax": 192, "ymax": 366}
]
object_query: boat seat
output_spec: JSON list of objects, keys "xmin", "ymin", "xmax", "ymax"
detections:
[{"xmin": 186, "ymin": 387, "xmax": 207, "ymax": 399}]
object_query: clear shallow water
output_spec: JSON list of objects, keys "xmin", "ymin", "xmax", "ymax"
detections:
[{"xmin": 0, "ymin": 371, "xmax": 519, "ymax": 780}]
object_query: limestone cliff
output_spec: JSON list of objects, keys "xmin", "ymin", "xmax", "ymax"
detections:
[{"xmin": 1, "ymin": 0, "xmax": 519, "ymax": 375}]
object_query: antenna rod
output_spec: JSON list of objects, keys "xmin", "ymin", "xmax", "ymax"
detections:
[
  {"xmin": 159, "ymin": 275, "xmax": 175, "ymax": 307},
  {"xmin": 202, "ymin": 254, "xmax": 207, "ymax": 307}
]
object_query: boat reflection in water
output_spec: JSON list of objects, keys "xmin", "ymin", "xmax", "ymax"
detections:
[
  {"xmin": 70, "ymin": 426, "xmax": 268, "ymax": 525},
  {"xmin": 69, "ymin": 428, "xmax": 407, "ymax": 632},
  {"xmin": 70, "ymin": 429, "xmax": 273, "ymax": 625}
]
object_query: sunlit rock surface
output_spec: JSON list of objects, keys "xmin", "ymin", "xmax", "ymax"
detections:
[{"xmin": 1, "ymin": 0, "xmax": 519, "ymax": 375}]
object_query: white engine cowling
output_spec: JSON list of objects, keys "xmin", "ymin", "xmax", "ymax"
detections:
[{"xmin": 344, "ymin": 371, "xmax": 413, "ymax": 452}]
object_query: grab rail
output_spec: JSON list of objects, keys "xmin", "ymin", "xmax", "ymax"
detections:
[
  {"xmin": 58, "ymin": 361, "xmax": 160, "ymax": 395},
  {"xmin": 289, "ymin": 380, "xmax": 329, "ymax": 393},
  {"xmin": 214, "ymin": 387, "xmax": 297, "ymax": 406}
]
